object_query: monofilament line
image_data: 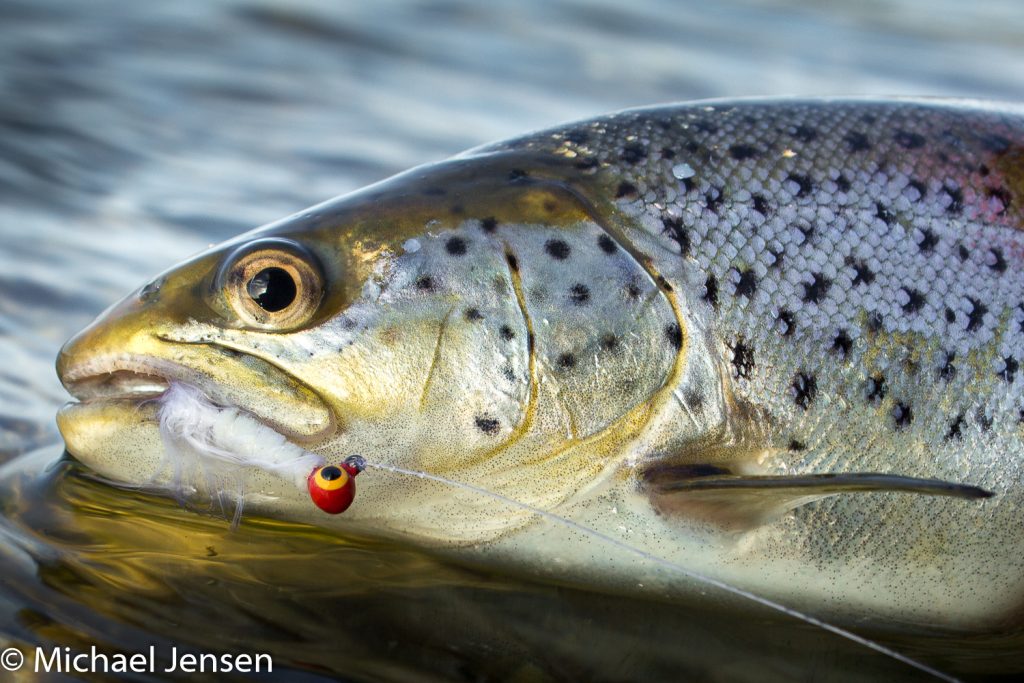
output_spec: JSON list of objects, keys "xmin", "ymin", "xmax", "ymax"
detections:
[{"xmin": 365, "ymin": 460, "xmax": 959, "ymax": 683}]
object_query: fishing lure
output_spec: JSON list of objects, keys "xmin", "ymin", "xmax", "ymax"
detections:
[{"xmin": 307, "ymin": 455, "xmax": 365, "ymax": 514}]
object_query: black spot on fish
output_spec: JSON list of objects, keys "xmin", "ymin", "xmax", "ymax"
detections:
[
  {"xmin": 793, "ymin": 124, "xmax": 818, "ymax": 143},
  {"xmin": 569, "ymin": 283, "xmax": 590, "ymax": 305},
  {"xmin": 626, "ymin": 282, "xmax": 642, "ymax": 300},
  {"xmin": 621, "ymin": 143, "xmax": 647, "ymax": 164},
  {"xmin": 917, "ymin": 228, "xmax": 938, "ymax": 252},
  {"xmin": 575, "ymin": 158, "xmax": 599, "ymax": 171},
  {"xmin": 684, "ymin": 390, "xmax": 704, "ymax": 410},
  {"xmin": 508, "ymin": 169, "xmax": 528, "ymax": 182},
  {"xmin": 832, "ymin": 330, "xmax": 852, "ymax": 357},
  {"xmin": 665, "ymin": 323, "xmax": 682, "ymax": 350},
  {"xmin": 527, "ymin": 332, "xmax": 535, "ymax": 353},
  {"xmin": 598, "ymin": 234, "xmax": 618, "ymax": 254},
  {"xmin": 980, "ymin": 133, "xmax": 1012, "ymax": 153},
  {"xmin": 777, "ymin": 308, "xmax": 795, "ymax": 337},
  {"xmin": 943, "ymin": 184, "xmax": 964, "ymax": 214},
  {"xmin": 901, "ymin": 287, "xmax": 926, "ymax": 314},
  {"xmin": 660, "ymin": 147, "xmax": 676, "ymax": 160},
  {"xmin": 939, "ymin": 352, "xmax": 956, "ymax": 380},
  {"xmin": 791, "ymin": 372, "xmax": 817, "ymax": 410},
  {"xmin": 499, "ymin": 324, "xmax": 515, "ymax": 341},
  {"xmin": 475, "ymin": 415, "xmax": 500, "ymax": 435},
  {"xmin": 662, "ymin": 216, "xmax": 690, "ymax": 257},
  {"xmin": 866, "ymin": 312, "xmax": 883, "ymax": 333},
  {"xmin": 788, "ymin": 439, "xmax": 806, "ymax": 452},
  {"xmin": 835, "ymin": 174, "xmax": 852, "ymax": 192},
  {"xmin": 987, "ymin": 186, "xmax": 1012, "ymax": 214},
  {"xmin": 502, "ymin": 366, "xmax": 516, "ymax": 382},
  {"xmin": 989, "ymin": 248, "xmax": 1007, "ymax": 273},
  {"xmin": 728, "ymin": 339, "xmax": 755, "ymax": 379},
  {"xmin": 944, "ymin": 414, "xmax": 964, "ymax": 441},
  {"xmin": 505, "ymin": 252, "xmax": 519, "ymax": 272},
  {"xmin": 703, "ymin": 275, "xmax": 719, "ymax": 309},
  {"xmin": 545, "ymin": 239, "xmax": 571, "ymax": 260},
  {"xmin": 729, "ymin": 144, "xmax": 759, "ymax": 160},
  {"xmin": 734, "ymin": 268, "xmax": 757, "ymax": 297},
  {"xmin": 979, "ymin": 164, "xmax": 991, "ymax": 177},
  {"xmin": 866, "ymin": 374, "xmax": 887, "ymax": 402},
  {"xmin": 850, "ymin": 260, "xmax": 875, "ymax": 287},
  {"xmin": 464, "ymin": 308, "xmax": 484, "ymax": 322},
  {"xmin": 480, "ymin": 217, "xmax": 498, "ymax": 233},
  {"xmin": 446, "ymin": 236, "xmax": 468, "ymax": 256},
  {"xmin": 802, "ymin": 273, "xmax": 832, "ymax": 304},
  {"xmin": 564, "ymin": 130, "xmax": 588, "ymax": 144},
  {"xmin": 844, "ymin": 131, "xmax": 871, "ymax": 152},
  {"xmin": 1000, "ymin": 356, "xmax": 1019, "ymax": 383},
  {"xmin": 415, "ymin": 275, "xmax": 434, "ymax": 291},
  {"xmin": 966, "ymin": 297, "xmax": 987, "ymax": 332},
  {"xmin": 769, "ymin": 246, "xmax": 784, "ymax": 270},
  {"xmin": 705, "ymin": 187, "xmax": 724, "ymax": 213},
  {"xmin": 892, "ymin": 402, "xmax": 913, "ymax": 429},
  {"xmin": 907, "ymin": 178, "xmax": 927, "ymax": 200},
  {"xmin": 751, "ymin": 194, "xmax": 771, "ymax": 216},
  {"xmin": 600, "ymin": 334, "xmax": 619, "ymax": 352},
  {"xmin": 945, "ymin": 308, "xmax": 956, "ymax": 324},
  {"xmin": 615, "ymin": 181, "xmax": 638, "ymax": 200},
  {"xmin": 656, "ymin": 275, "xmax": 673, "ymax": 293},
  {"xmin": 958, "ymin": 244, "xmax": 969, "ymax": 261},
  {"xmin": 875, "ymin": 202, "xmax": 896, "ymax": 225},
  {"xmin": 786, "ymin": 173, "xmax": 813, "ymax": 198},
  {"xmin": 976, "ymin": 409, "xmax": 993, "ymax": 432},
  {"xmin": 557, "ymin": 352, "xmax": 576, "ymax": 369},
  {"xmin": 894, "ymin": 130, "xmax": 926, "ymax": 149}
]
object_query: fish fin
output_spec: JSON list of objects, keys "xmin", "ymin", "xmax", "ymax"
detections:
[{"xmin": 642, "ymin": 467, "xmax": 993, "ymax": 531}]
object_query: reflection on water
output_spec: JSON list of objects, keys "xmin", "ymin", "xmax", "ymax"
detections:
[{"xmin": 2, "ymin": 0, "xmax": 1024, "ymax": 680}]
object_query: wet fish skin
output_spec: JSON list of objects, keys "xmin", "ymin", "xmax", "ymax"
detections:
[{"xmin": 56, "ymin": 99, "xmax": 1024, "ymax": 628}]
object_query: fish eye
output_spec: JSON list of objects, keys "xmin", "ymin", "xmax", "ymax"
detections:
[
  {"xmin": 217, "ymin": 238, "xmax": 324, "ymax": 330},
  {"xmin": 247, "ymin": 267, "xmax": 297, "ymax": 312}
]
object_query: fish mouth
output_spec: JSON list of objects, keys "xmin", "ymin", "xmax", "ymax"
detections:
[
  {"xmin": 60, "ymin": 357, "xmax": 176, "ymax": 404},
  {"xmin": 58, "ymin": 352, "xmax": 335, "ymax": 443},
  {"xmin": 61, "ymin": 354, "xmax": 218, "ymax": 407}
]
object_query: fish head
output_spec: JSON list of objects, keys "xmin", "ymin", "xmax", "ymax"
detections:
[{"xmin": 56, "ymin": 153, "xmax": 664, "ymax": 538}]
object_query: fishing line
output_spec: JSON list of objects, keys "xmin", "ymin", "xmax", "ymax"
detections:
[
  {"xmin": 150, "ymin": 384, "xmax": 956, "ymax": 681},
  {"xmin": 362, "ymin": 460, "xmax": 959, "ymax": 683}
]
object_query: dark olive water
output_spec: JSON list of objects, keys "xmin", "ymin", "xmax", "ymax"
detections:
[{"xmin": 2, "ymin": 1, "xmax": 1024, "ymax": 680}]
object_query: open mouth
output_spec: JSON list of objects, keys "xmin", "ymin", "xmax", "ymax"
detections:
[{"xmin": 60, "ymin": 355, "xmax": 197, "ymax": 405}]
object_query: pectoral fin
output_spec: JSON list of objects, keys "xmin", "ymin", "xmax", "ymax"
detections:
[{"xmin": 642, "ymin": 467, "xmax": 993, "ymax": 531}]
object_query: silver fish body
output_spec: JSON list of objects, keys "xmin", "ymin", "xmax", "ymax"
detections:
[{"xmin": 57, "ymin": 99, "xmax": 1024, "ymax": 630}]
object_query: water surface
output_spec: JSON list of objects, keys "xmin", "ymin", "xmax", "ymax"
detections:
[{"xmin": 2, "ymin": 1, "xmax": 1023, "ymax": 680}]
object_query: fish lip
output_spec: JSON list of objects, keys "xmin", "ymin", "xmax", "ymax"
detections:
[
  {"xmin": 60, "ymin": 354, "xmax": 198, "ymax": 404},
  {"xmin": 59, "ymin": 351, "xmax": 337, "ymax": 444}
]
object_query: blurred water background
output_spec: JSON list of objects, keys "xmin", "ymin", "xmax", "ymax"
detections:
[{"xmin": 1, "ymin": 0, "xmax": 1023, "ymax": 680}]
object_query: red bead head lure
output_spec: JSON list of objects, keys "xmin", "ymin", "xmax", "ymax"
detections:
[{"xmin": 307, "ymin": 455, "xmax": 365, "ymax": 514}]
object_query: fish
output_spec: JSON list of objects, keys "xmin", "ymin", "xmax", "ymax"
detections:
[{"xmin": 56, "ymin": 98, "xmax": 1024, "ymax": 634}]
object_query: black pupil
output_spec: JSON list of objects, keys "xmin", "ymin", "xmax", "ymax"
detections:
[
  {"xmin": 247, "ymin": 267, "xmax": 297, "ymax": 312},
  {"xmin": 321, "ymin": 466, "xmax": 342, "ymax": 481}
]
